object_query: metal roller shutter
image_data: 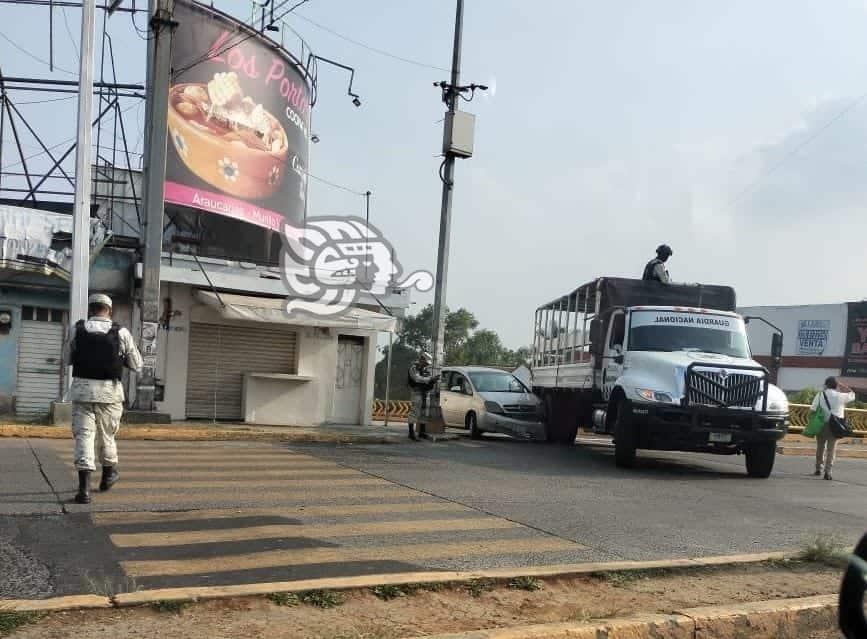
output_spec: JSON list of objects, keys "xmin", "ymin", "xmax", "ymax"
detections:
[
  {"xmin": 185, "ymin": 322, "xmax": 298, "ymax": 420},
  {"xmin": 16, "ymin": 321, "xmax": 64, "ymax": 416}
]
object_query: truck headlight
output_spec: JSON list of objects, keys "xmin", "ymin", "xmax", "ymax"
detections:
[
  {"xmin": 760, "ymin": 387, "xmax": 789, "ymax": 413},
  {"xmin": 484, "ymin": 401, "xmax": 504, "ymax": 414},
  {"xmin": 636, "ymin": 389, "xmax": 675, "ymax": 403}
]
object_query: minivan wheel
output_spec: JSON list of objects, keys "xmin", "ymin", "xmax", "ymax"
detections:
[
  {"xmin": 745, "ymin": 443, "xmax": 776, "ymax": 478},
  {"xmin": 468, "ymin": 412, "xmax": 483, "ymax": 439},
  {"xmin": 613, "ymin": 398, "xmax": 637, "ymax": 468}
]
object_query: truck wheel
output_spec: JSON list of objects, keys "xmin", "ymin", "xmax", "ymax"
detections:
[
  {"xmin": 613, "ymin": 399, "xmax": 637, "ymax": 468},
  {"xmin": 745, "ymin": 443, "xmax": 776, "ymax": 478},
  {"xmin": 468, "ymin": 412, "xmax": 482, "ymax": 439}
]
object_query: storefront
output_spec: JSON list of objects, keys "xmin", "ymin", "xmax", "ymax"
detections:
[{"xmin": 153, "ymin": 283, "xmax": 396, "ymax": 426}]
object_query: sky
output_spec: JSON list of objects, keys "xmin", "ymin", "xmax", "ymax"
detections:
[{"xmin": 3, "ymin": 0, "xmax": 867, "ymax": 349}]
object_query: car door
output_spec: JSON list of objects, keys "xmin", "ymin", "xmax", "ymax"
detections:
[
  {"xmin": 439, "ymin": 370, "xmax": 459, "ymax": 426},
  {"xmin": 602, "ymin": 311, "xmax": 626, "ymax": 401},
  {"xmin": 447, "ymin": 372, "xmax": 473, "ymax": 427}
]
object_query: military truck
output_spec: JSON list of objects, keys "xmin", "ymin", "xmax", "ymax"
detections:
[{"xmin": 531, "ymin": 278, "xmax": 789, "ymax": 477}]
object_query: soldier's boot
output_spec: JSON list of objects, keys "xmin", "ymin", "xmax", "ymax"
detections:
[
  {"xmin": 408, "ymin": 423, "xmax": 418, "ymax": 441},
  {"xmin": 74, "ymin": 470, "xmax": 92, "ymax": 504},
  {"xmin": 99, "ymin": 466, "xmax": 119, "ymax": 491}
]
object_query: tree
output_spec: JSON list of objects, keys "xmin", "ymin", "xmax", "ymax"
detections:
[{"xmin": 374, "ymin": 305, "xmax": 529, "ymax": 400}]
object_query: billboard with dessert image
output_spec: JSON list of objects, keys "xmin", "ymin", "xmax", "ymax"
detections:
[{"xmin": 166, "ymin": 0, "xmax": 311, "ymax": 231}]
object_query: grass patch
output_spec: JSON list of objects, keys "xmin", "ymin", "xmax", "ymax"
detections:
[
  {"xmin": 464, "ymin": 579, "xmax": 494, "ymax": 598},
  {"xmin": 149, "ymin": 600, "xmax": 187, "ymax": 614},
  {"xmin": 798, "ymin": 536, "xmax": 850, "ymax": 568},
  {"xmin": 266, "ymin": 592, "xmax": 300, "ymax": 607},
  {"xmin": 508, "ymin": 576, "xmax": 542, "ymax": 591},
  {"xmin": 593, "ymin": 567, "xmax": 675, "ymax": 587},
  {"xmin": 370, "ymin": 584, "xmax": 413, "ymax": 601},
  {"xmin": 0, "ymin": 611, "xmax": 41, "ymax": 636},
  {"xmin": 300, "ymin": 589, "xmax": 344, "ymax": 609}
]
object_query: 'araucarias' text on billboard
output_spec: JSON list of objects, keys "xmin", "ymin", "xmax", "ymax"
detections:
[{"xmin": 165, "ymin": 0, "xmax": 310, "ymax": 230}]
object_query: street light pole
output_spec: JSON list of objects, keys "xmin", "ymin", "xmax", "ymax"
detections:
[
  {"xmin": 429, "ymin": 0, "xmax": 463, "ymax": 387},
  {"xmin": 67, "ymin": 0, "xmax": 96, "ymax": 394}
]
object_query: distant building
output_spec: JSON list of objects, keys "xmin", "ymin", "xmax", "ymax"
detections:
[{"xmin": 739, "ymin": 302, "xmax": 867, "ymax": 397}]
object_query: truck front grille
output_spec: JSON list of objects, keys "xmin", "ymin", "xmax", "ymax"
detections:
[{"xmin": 686, "ymin": 371, "xmax": 763, "ymax": 408}]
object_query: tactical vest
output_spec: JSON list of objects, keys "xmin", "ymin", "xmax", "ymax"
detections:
[
  {"xmin": 71, "ymin": 321, "xmax": 124, "ymax": 381},
  {"xmin": 642, "ymin": 258, "xmax": 664, "ymax": 282},
  {"xmin": 408, "ymin": 368, "xmax": 435, "ymax": 392}
]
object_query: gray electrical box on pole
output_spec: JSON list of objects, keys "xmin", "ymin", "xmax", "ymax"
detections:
[{"xmin": 134, "ymin": 0, "xmax": 175, "ymax": 416}]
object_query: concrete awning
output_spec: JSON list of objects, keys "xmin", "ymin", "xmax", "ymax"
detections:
[{"xmin": 195, "ymin": 290, "xmax": 397, "ymax": 333}]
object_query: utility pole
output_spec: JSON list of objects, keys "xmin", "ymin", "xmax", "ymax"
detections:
[
  {"xmin": 429, "ymin": 0, "xmax": 463, "ymax": 384},
  {"xmin": 134, "ymin": 0, "xmax": 175, "ymax": 413},
  {"xmin": 427, "ymin": 0, "xmax": 485, "ymax": 437},
  {"xmin": 67, "ymin": 0, "xmax": 96, "ymax": 390}
]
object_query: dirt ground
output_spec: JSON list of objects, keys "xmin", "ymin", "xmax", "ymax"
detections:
[{"xmin": 4, "ymin": 562, "xmax": 844, "ymax": 639}]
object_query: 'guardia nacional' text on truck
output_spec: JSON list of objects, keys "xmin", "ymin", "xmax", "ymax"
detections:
[{"xmin": 530, "ymin": 278, "xmax": 790, "ymax": 478}]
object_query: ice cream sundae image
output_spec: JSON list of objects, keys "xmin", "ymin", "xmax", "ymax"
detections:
[{"xmin": 168, "ymin": 71, "xmax": 290, "ymax": 199}]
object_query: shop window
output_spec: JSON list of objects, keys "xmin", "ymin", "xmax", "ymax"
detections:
[{"xmin": 21, "ymin": 306, "xmax": 63, "ymax": 323}]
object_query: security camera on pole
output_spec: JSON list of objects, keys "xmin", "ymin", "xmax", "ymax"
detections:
[{"xmin": 427, "ymin": 0, "xmax": 487, "ymax": 438}]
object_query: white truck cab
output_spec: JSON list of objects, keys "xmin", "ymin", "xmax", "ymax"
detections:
[{"xmin": 531, "ymin": 278, "xmax": 789, "ymax": 478}]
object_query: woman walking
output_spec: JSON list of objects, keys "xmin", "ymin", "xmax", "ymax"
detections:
[{"xmin": 811, "ymin": 377, "xmax": 855, "ymax": 481}]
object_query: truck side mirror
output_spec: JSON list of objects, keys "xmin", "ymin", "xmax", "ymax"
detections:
[
  {"xmin": 590, "ymin": 319, "xmax": 603, "ymax": 354},
  {"xmin": 771, "ymin": 333, "xmax": 783, "ymax": 363}
]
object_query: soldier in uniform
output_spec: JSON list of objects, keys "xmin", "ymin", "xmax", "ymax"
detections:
[
  {"xmin": 63, "ymin": 294, "xmax": 143, "ymax": 504},
  {"xmin": 642, "ymin": 244, "xmax": 673, "ymax": 283},
  {"xmin": 407, "ymin": 351, "xmax": 436, "ymax": 441}
]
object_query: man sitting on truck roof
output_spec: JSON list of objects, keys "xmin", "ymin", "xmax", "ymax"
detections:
[{"xmin": 642, "ymin": 244, "xmax": 673, "ymax": 284}]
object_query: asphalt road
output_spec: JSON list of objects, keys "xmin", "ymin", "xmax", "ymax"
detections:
[{"xmin": 1, "ymin": 434, "xmax": 865, "ymax": 599}]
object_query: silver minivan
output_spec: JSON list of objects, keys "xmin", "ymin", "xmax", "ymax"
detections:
[{"xmin": 440, "ymin": 366, "xmax": 545, "ymax": 441}]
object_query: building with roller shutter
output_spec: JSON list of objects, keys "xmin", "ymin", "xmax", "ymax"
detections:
[{"xmin": 1, "ymin": 180, "xmax": 408, "ymax": 426}]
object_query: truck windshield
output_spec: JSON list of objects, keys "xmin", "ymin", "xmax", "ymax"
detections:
[
  {"xmin": 468, "ymin": 372, "xmax": 527, "ymax": 393},
  {"xmin": 628, "ymin": 311, "xmax": 751, "ymax": 358}
]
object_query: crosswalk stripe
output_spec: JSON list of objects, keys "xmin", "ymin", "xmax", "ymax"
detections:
[
  {"xmin": 110, "ymin": 518, "xmax": 518, "ymax": 547},
  {"xmin": 112, "ymin": 477, "xmax": 387, "ymax": 489},
  {"xmin": 122, "ymin": 537, "xmax": 582, "ymax": 577},
  {"xmin": 62, "ymin": 460, "xmax": 344, "ymax": 470},
  {"xmin": 108, "ymin": 453, "xmax": 311, "ymax": 461},
  {"xmin": 114, "ymin": 469, "xmax": 361, "ymax": 480},
  {"xmin": 95, "ymin": 486, "xmax": 419, "ymax": 502},
  {"xmin": 93, "ymin": 502, "xmax": 470, "ymax": 526}
]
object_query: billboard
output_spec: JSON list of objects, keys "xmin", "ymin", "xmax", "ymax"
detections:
[
  {"xmin": 843, "ymin": 302, "xmax": 867, "ymax": 377},
  {"xmin": 797, "ymin": 319, "xmax": 830, "ymax": 355},
  {"xmin": 165, "ymin": 0, "xmax": 310, "ymax": 231}
]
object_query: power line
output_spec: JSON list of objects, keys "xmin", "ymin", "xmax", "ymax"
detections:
[
  {"xmin": 61, "ymin": 6, "xmax": 81, "ymax": 61},
  {"xmin": 306, "ymin": 171, "xmax": 366, "ymax": 195},
  {"xmin": 292, "ymin": 12, "xmax": 449, "ymax": 72},
  {"xmin": 13, "ymin": 95, "xmax": 78, "ymax": 105},
  {"xmin": 729, "ymin": 91, "xmax": 867, "ymax": 208},
  {"xmin": 0, "ymin": 32, "xmax": 78, "ymax": 76},
  {"xmin": 173, "ymin": 0, "xmax": 312, "ymax": 79}
]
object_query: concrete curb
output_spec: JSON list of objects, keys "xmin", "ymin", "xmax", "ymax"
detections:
[
  {"xmin": 0, "ymin": 551, "xmax": 793, "ymax": 613},
  {"xmin": 420, "ymin": 595, "xmax": 838, "ymax": 639},
  {"xmin": 0, "ymin": 424, "xmax": 403, "ymax": 445},
  {"xmin": 0, "ymin": 595, "xmax": 112, "ymax": 612}
]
